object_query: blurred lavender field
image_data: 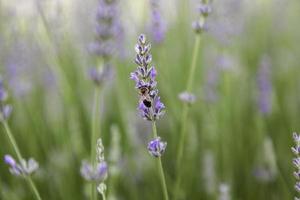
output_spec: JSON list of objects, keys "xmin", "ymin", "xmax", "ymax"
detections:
[{"xmin": 1, "ymin": 0, "xmax": 300, "ymax": 199}]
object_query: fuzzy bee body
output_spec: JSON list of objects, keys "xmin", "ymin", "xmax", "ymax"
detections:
[{"xmin": 138, "ymin": 86, "xmax": 152, "ymax": 108}]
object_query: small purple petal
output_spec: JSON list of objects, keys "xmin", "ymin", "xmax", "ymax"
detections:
[
  {"xmin": 4, "ymin": 155, "xmax": 16, "ymax": 167},
  {"xmin": 147, "ymin": 137, "xmax": 167, "ymax": 157}
]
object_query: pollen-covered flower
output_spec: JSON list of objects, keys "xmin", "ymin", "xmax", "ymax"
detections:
[
  {"xmin": 4, "ymin": 154, "xmax": 39, "ymax": 177},
  {"xmin": 0, "ymin": 79, "xmax": 12, "ymax": 121},
  {"xmin": 147, "ymin": 137, "xmax": 167, "ymax": 157},
  {"xmin": 130, "ymin": 34, "xmax": 165, "ymax": 121}
]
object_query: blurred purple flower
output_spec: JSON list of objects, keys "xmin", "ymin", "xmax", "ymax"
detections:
[
  {"xmin": 198, "ymin": 3, "xmax": 212, "ymax": 16},
  {"xmin": 89, "ymin": 0, "xmax": 123, "ymax": 59},
  {"xmin": 88, "ymin": 64, "xmax": 114, "ymax": 86},
  {"xmin": 257, "ymin": 55, "xmax": 272, "ymax": 115},
  {"xmin": 192, "ymin": 0, "xmax": 211, "ymax": 33},
  {"xmin": 147, "ymin": 137, "xmax": 167, "ymax": 157},
  {"xmin": 130, "ymin": 34, "xmax": 165, "ymax": 121},
  {"xmin": 0, "ymin": 79, "xmax": 12, "ymax": 121},
  {"xmin": 4, "ymin": 154, "xmax": 39, "ymax": 177},
  {"xmin": 178, "ymin": 91, "xmax": 196, "ymax": 104},
  {"xmin": 80, "ymin": 161, "xmax": 108, "ymax": 182},
  {"xmin": 149, "ymin": 0, "xmax": 166, "ymax": 44}
]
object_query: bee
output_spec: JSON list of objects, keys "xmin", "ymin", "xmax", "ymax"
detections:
[{"xmin": 139, "ymin": 86, "xmax": 152, "ymax": 108}]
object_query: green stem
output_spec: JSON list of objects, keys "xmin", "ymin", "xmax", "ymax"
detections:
[
  {"xmin": 2, "ymin": 121, "xmax": 42, "ymax": 200},
  {"xmin": 27, "ymin": 177, "xmax": 43, "ymax": 200},
  {"xmin": 101, "ymin": 192, "xmax": 106, "ymax": 200},
  {"xmin": 3, "ymin": 121, "xmax": 23, "ymax": 162},
  {"xmin": 178, "ymin": 35, "xmax": 202, "ymax": 167},
  {"xmin": 152, "ymin": 122, "xmax": 169, "ymax": 200},
  {"xmin": 90, "ymin": 87, "xmax": 101, "ymax": 200},
  {"xmin": 186, "ymin": 35, "xmax": 202, "ymax": 92},
  {"xmin": 174, "ymin": 33, "xmax": 202, "ymax": 199}
]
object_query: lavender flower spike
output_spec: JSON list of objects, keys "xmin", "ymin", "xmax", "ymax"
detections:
[
  {"xmin": 148, "ymin": 137, "xmax": 167, "ymax": 157},
  {"xmin": 80, "ymin": 161, "xmax": 108, "ymax": 182},
  {"xmin": 90, "ymin": 0, "xmax": 122, "ymax": 59},
  {"xmin": 292, "ymin": 132, "xmax": 300, "ymax": 198},
  {"xmin": 80, "ymin": 138, "xmax": 108, "ymax": 183},
  {"xmin": 192, "ymin": 0, "xmax": 212, "ymax": 33},
  {"xmin": 149, "ymin": 0, "xmax": 166, "ymax": 43},
  {"xmin": 0, "ymin": 79, "xmax": 12, "ymax": 121},
  {"xmin": 88, "ymin": 0, "xmax": 122, "ymax": 85},
  {"xmin": 4, "ymin": 154, "xmax": 39, "ymax": 177},
  {"xmin": 130, "ymin": 34, "xmax": 165, "ymax": 121}
]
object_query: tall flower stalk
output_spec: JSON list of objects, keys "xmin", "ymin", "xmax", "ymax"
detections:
[
  {"xmin": 88, "ymin": 0, "xmax": 120, "ymax": 199},
  {"xmin": 130, "ymin": 34, "xmax": 169, "ymax": 200},
  {"xmin": 175, "ymin": 0, "xmax": 211, "ymax": 197},
  {"xmin": 0, "ymin": 79, "xmax": 42, "ymax": 200}
]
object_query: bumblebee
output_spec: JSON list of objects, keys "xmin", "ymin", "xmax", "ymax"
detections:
[{"xmin": 139, "ymin": 86, "xmax": 152, "ymax": 108}]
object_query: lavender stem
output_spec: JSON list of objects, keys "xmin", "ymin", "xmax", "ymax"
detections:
[
  {"xmin": 152, "ymin": 122, "xmax": 169, "ymax": 200},
  {"xmin": 175, "ymin": 1, "xmax": 209, "ymax": 195},
  {"xmin": 2, "ymin": 121, "xmax": 42, "ymax": 200},
  {"xmin": 101, "ymin": 192, "xmax": 106, "ymax": 200}
]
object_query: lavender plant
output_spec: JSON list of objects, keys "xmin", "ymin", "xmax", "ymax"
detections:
[
  {"xmin": 88, "ymin": 0, "xmax": 121, "ymax": 199},
  {"xmin": 81, "ymin": 138, "xmax": 108, "ymax": 200},
  {"xmin": 175, "ymin": 0, "xmax": 212, "ymax": 197},
  {"xmin": 149, "ymin": 0, "xmax": 166, "ymax": 44},
  {"xmin": 292, "ymin": 132, "xmax": 300, "ymax": 199},
  {"xmin": 0, "ymin": 79, "xmax": 42, "ymax": 200},
  {"xmin": 130, "ymin": 34, "xmax": 169, "ymax": 200}
]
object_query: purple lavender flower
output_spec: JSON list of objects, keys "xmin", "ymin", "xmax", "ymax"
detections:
[
  {"xmin": 149, "ymin": 0, "xmax": 166, "ymax": 44},
  {"xmin": 89, "ymin": 0, "xmax": 123, "ymax": 85},
  {"xmin": 88, "ymin": 64, "xmax": 113, "ymax": 86},
  {"xmin": 292, "ymin": 132, "xmax": 300, "ymax": 199},
  {"xmin": 257, "ymin": 55, "xmax": 272, "ymax": 115},
  {"xmin": 198, "ymin": 3, "xmax": 212, "ymax": 16},
  {"xmin": 130, "ymin": 34, "xmax": 165, "ymax": 121},
  {"xmin": 81, "ymin": 138, "xmax": 108, "ymax": 183},
  {"xmin": 147, "ymin": 137, "xmax": 167, "ymax": 157},
  {"xmin": 192, "ymin": 0, "xmax": 212, "ymax": 33},
  {"xmin": 89, "ymin": 0, "xmax": 122, "ymax": 59},
  {"xmin": 178, "ymin": 92, "xmax": 196, "ymax": 104},
  {"xmin": 80, "ymin": 161, "xmax": 108, "ymax": 182},
  {"xmin": 0, "ymin": 79, "xmax": 12, "ymax": 121},
  {"xmin": 4, "ymin": 154, "xmax": 39, "ymax": 177}
]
